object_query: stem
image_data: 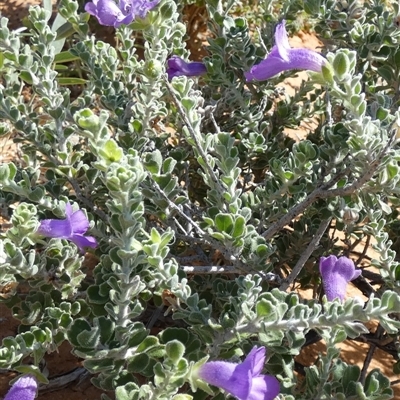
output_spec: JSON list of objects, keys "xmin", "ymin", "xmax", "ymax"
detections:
[
  {"xmin": 164, "ymin": 77, "xmax": 226, "ymax": 198},
  {"xmin": 279, "ymin": 217, "xmax": 332, "ymax": 291},
  {"xmin": 262, "ymin": 133, "xmax": 393, "ymax": 240}
]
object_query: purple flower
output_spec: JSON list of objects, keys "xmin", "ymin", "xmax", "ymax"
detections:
[
  {"xmin": 319, "ymin": 255, "xmax": 361, "ymax": 301},
  {"xmin": 4, "ymin": 375, "xmax": 37, "ymax": 400},
  {"xmin": 197, "ymin": 346, "xmax": 280, "ymax": 400},
  {"xmin": 37, "ymin": 203, "xmax": 97, "ymax": 252},
  {"xmin": 167, "ymin": 56, "xmax": 207, "ymax": 80},
  {"xmin": 245, "ymin": 20, "xmax": 326, "ymax": 81},
  {"xmin": 85, "ymin": 0, "xmax": 160, "ymax": 27}
]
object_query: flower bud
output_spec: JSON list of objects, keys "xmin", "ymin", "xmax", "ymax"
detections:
[
  {"xmin": 144, "ymin": 59, "xmax": 163, "ymax": 80},
  {"xmin": 343, "ymin": 207, "xmax": 359, "ymax": 224}
]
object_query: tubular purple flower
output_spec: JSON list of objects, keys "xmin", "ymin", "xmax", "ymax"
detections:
[
  {"xmin": 4, "ymin": 375, "xmax": 37, "ymax": 400},
  {"xmin": 37, "ymin": 203, "xmax": 97, "ymax": 252},
  {"xmin": 167, "ymin": 56, "xmax": 207, "ymax": 80},
  {"xmin": 319, "ymin": 255, "xmax": 361, "ymax": 301},
  {"xmin": 196, "ymin": 346, "xmax": 280, "ymax": 400},
  {"xmin": 245, "ymin": 20, "xmax": 326, "ymax": 81},
  {"xmin": 85, "ymin": 0, "xmax": 160, "ymax": 27}
]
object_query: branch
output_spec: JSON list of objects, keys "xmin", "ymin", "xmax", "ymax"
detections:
[
  {"xmin": 279, "ymin": 217, "xmax": 332, "ymax": 291},
  {"xmin": 150, "ymin": 177, "xmax": 243, "ymax": 266},
  {"xmin": 38, "ymin": 368, "xmax": 87, "ymax": 393},
  {"xmin": 261, "ymin": 167, "xmax": 351, "ymax": 240},
  {"xmin": 262, "ymin": 134, "xmax": 393, "ymax": 241},
  {"xmin": 164, "ymin": 77, "xmax": 226, "ymax": 197}
]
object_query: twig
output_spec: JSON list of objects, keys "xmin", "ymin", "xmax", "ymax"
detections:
[
  {"xmin": 38, "ymin": 368, "xmax": 87, "ymax": 393},
  {"xmin": 360, "ymin": 324, "xmax": 385, "ymax": 384},
  {"xmin": 164, "ymin": 77, "xmax": 226, "ymax": 197},
  {"xmin": 151, "ymin": 179, "xmax": 204, "ymax": 237},
  {"xmin": 150, "ymin": 178, "xmax": 242, "ymax": 266},
  {"xmin": 360, "ymin": 343, "xmax": 376, "ymax": 384},
  {"xmin": 355, "ymin": 235, "xmax": 371, "ymax": 266},
  {"xmin": 279, "ymin": 218, "xmax": 332, "ymax": 291},
  {"xmin": 182, "ymin": 265, "xmax": 281, "ymax": 282},
  {"xmin": 146, "ymin": 305, "xmax": 165, "ymax": 330},
  {"xmin": 262, "ymin": 167, "xmax": 350, "ymax": 240},
  {"xmin": 182, "ymin": 265, "xmax": 240, "ymax": 274},
  {"xmin": 262, "ymin": 134, "xmax": 393, "ymax": 241},
  {"xmin": 67, "ymin": 177, "xmax": 109, "ymax": 222},
  {"xmin": 172, "ymin": 216, "xmax": 188, "ymax": 236}
]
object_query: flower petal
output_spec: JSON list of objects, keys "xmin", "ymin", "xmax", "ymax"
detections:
[
  {"xmin": 119, "ymin": 0, "xmax": 132, "ymax": 14},
  {"xmin": 84, "ymin": 1, "xmax": 99, "ymax": 16},
  {"xmin": 115, "ymin": 12, "xmax": 134, "ymax": 26},
  {"xmin": 330, "ymin": 257, "xmax": 358, "ymax": 281},
  {"xmin": 197, "ymin": 347, "xmax": 279, "ymax": 400},
  {"xmin": 235, "ymin": 346, "xmax": 265, "ymax": 378},
  {"xmin": 198, "ymin": 360, "xmax": 251, "ymax": 399},
  {"xmin": 320, "ymin": 256, "xmax": 360, "ymax": 301},
  {"xmin": 4, "ymin": 375, "xmax": 37, "ymax": 400},
  {"xmin": 274, "ymin": 20, "xmax": 290, "ymax": 61},
  {"xmin": 352, "ymin": 269, "xmax": 362, "ymax": 280},
  {"xmin": 323, "ymin": 273, "xmax": 348, "ymax": 301},
  {"xmin": 244, "ymin": 48, "xmax": 289, "ymax": 81},
  {"xmin": 248, "ymin": 347, "xmax": 266, "ymax": 376},
  {"xmin": 286, "ymin": 48, "xmax": 326, "ymax": 73},
  {"xmin": 69, "ymin": 210, "xmax": 90, "ymax": 235},
  {"xmin": 319, "ymin": 255, "xmax": 338, "ymax": 276},
  {"xmin": 245, "ymin": 47, "xmax": 325, "ymax": 81},
  {"xmin": 130, "ymin": 0, "xmax": 160, "ymax": 19},
  {"xmin": 167, "ymin": 56, "xmax": 207, "ymax": 80},
  {"xmin": 65, "ymin": 202, "xmax": 73, "ymax": 218},
  {"xmin": 85, "ymin": 0, "xmax": 124, "ymax": 26},
  {"xmin": 247, "ymin": 375, "xmax": 280, "ymax": 400},
  {"xmin": 37, "ymin": 218, "xmax": 72, "ymax": 239},
  {"xmin": 245, "ymin": 20, "xmax": 326, "ymax": 82},
  {"xmin": 71, "ymin": 235, "xmax": 98, "ymax": 252}
]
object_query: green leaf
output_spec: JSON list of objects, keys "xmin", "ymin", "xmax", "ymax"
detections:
[
  {"xmin": 13, "ymin": 367, "xmax": 49, "ymax": 384},
  {"xmin": 394, "ymin": 50, "xmax": 400, "ymax": 67},
  {"xmin": 97, "ymin": 317, "xmax": 115, "ymax": 345},
  {"xmin": 55, "ymin": 21, "xmax": 76, "ymax": 41},
  {"xmin": 100, "ymin": 139, "xmax": 123, "ymax": 163},
  {"xmin": 50, "ymin": 13, "xmax": 68, "ymax": 54},
  {"xmin": 215, "ymin": 213, "xmax": 234, "ymax": 234},
  {"xmin": 137, "ymin": 336, "xmax": 159, "ymax": 352},
  {"xmin": 57, "ymin": 77, "xmax": 88, "ymax": 85},
  {"xmin": 231, "ymin": 216, "xmax": 245, "ymax": 238},
  {"xmin": 84, "ymin": 358, "xmax": 114, "ymax": 373},
  {"xmin": 27, "ymin": 187, "xmax": 45, "ymax": 202},
  {"xmin": 165, "ymin": 340, "xmax": 185, "ymax": 364},
  {"xmin": 115, "ymin": 383, "xmax": 140, "ymax": 400},
  {"xmin": 127, "ymin": 325, "xmax": 148, "ymax": 347},
  {"xmin": 54, "ymin": 50, "xmax": 80, "ymax": 64},
  {"xmin": 304, "ymin": 0, "xmax": 321, "ymax": 14},
  {"xmin": 333, "ymin": 52, "xmax": 350, "ymax": 80},
  {"xmin": 342, "ymin": 365, "xmax": 361, "ymax": 392},
  {"xmin": 68, "ymin": 319, "xmax": 92, "ymax": 347},
  {"xmin": 256, "ymin": 299, "xmax": 274, "ymax": 317},
  {"xmin": 377, "ymin": 65, "xmax": 394, "ymax": 83},
  {"xmin": 143, "ymin": 150, "xmax": 162, "ymax": 174},
  {"xmin": 42, "ymin": 0, "xmax": 52, "ymax": 12},
  {"xmin": 160, "ymin": 328, "xmax": 190, "ymax": 345},
  {"xmin": 19, "ymin": 71, "xmax": 34, "ymax": 85},
  {"xmin": 127, "ymin": 353, "xmax": 150, "ymax": 373}
]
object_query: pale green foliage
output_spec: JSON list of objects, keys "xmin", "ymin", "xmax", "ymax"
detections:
[{"xmin": 0, "ymin": 0, "xmax": 400, "ymax": 399}]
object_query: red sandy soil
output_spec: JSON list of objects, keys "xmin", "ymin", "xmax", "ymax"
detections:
[{"xmin": 0, "ymin": 304, "xmax": 109, "ymax": 398}]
